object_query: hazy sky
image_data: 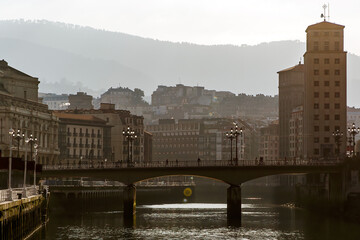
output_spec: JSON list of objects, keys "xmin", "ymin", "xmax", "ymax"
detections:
[{"xmin": 1, "ymin": 0, "xmax": 360, "ymax": 55}]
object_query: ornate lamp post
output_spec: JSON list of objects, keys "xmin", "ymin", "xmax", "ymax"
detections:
[
  {"xmin": 122, "ymin": 126, "xmax": 137, "ymax": 167},
  {"xmin": 233, "ymin": 123, "xmax": 243, "ymax": 165},
  {"xmin": 33, "ymin": 143, "xmax": 38, "ymax": 187},
  {"xmin": 348, "ymin": 123, "xmax": 360, "ymax": 157},
  {"xmin": 226, "ymin": 128, "xmax": 235, "ymax": 165},
  {"xmin": 7, "ymin": 128, "xmax": 14, "ymax": 200},
  {"xmin": 14, "ymin": 129, "xmax": 24, "ymax": 158},
  {"xmin": 332, "ymin": 130, "xmax": 343, "ymax": 157}
]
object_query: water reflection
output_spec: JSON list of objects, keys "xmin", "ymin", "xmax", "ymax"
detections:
[{"xmin": 31, "ymin": 199, "xmax": 360, "ymax": 240}]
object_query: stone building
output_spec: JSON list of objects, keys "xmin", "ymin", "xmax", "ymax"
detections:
[
  {"xmin": 289, "ymin": 106, "xmax": 304, "ymax": 159},
  {"xmin": 0, "ymin": 60, "xmax": 59, "ymax": 165},
  {"xmin": 278, "ymin": 63, "xmax": 304, "ymax": 159},
  {"xmin": 303, "ymin": 21, "xmax": 347, "ymax": 159},
  {"xmin": 41, "ymin": 93, "xmax": 69, "ymax": 110},
  {"xmin": 56, "ymin": 103, "xmax": 145, "ymax": 163},
  {"xmin": 54, "ymin": 112, "xmax": 112, "ymax": 166},
  {"xmin": 259, "ymin": 121, "xmax": 279, "ymax": 161},
  {"xmin": 68, "ymin": 92, "xmax": 93, "ymax": 110},
  {"xmin": 146, "ymin": 118, "xmax": 256, "ymax": 162}
]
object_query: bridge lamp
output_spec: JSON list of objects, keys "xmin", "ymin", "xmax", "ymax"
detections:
[
  {"xmin": 226, "ymin": 128, "xmax": 235, "ymax": 164},
  {"xmin": 332, "ymin": 130, "xmax": 343, "ymax": 158},
  {"xmin": 347, "ymin": 123, "xmax": 360, "ymax": 157},
  {"xmin": 13, "ymin": 129, "xmax": 24, "ymax": 158}
]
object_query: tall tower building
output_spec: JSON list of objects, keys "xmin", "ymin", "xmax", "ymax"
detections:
[
  {"xmin": 303, "ymin": 21, "xmax": 347, "ymax": 159},
  {"xmin": 278, "ymin": 63, "xmax": 305, "ymax": 159}
]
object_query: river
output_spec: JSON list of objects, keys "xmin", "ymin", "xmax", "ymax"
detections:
[{"xmin": 31, "ymin": 186, "xmax": 360, "ymax": 240}]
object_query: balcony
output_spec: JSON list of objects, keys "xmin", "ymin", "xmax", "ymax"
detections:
[
  {"xmin": 97, "ymin": 134, "xmax": 102, "ymax": 138},
  {"xmin": 91, "ymin": 133, "xmax": 96, "ymax": 137},
  {"xmin": 91, "ymin": 144, "xmax": 96, "ymax": 148},
  {"xmin": 79, "ymin": 144, "xmax": 84, "ymax": 148},
  {"xmin": 73, "ymin": 143, "xmax": 78, "ymax": 147},
  {"xmin": 97, "ymin": 144, "xmax": 102, "ymax": 149},
  {"xmin": 79, "ymin": 133, "xmax": 84, "ymax": 137},
  {"xmin": 85, "ymin": 144, "xmax": 90, "ymax": 148},
  {"xmin": 67, "ymin": 143, "xmax": 71, "ymax": 147},
  {"xmin": 67, "ymin": 132, "xmax": 72, "ymax": 136},
  {"xmin": 73, "ymin": 133, "xmax": 78, "ymax": 137},
  {"xmin": 85, "ymin": 133, "xmax": 90, "ymax": 137}
]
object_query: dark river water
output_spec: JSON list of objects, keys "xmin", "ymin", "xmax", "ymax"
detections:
[{"xmin": 31, "ymin": 187, "xmax": 360, "ymax": 240}]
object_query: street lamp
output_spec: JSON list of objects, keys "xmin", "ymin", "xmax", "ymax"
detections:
[
  {"xmin": 332, "ymin": 130, "xmax": 343, "ymax": 158},
  {"xmin": 23, "ymin": 134, "xmax": 37, "ymax": 197},
  {"xmin": 13, "ymin": 129, "xmax": 24, "ymax": 158},
  {"xmin": 226, "ymin": 128, "xmax": 235, "ymax": 165},
  {"xmin": 33, "ymin": 143, "xmax": 38, "ymax": 187},
  {"xmin": 348, "ymin": 123, "xmax": 360, "ymax": 157},
  {"xmin": 122, "ymin": 126, "xmax": 137, "ymax": 167},
  {"xmin": 8, "ymin": 128, "xmax": 14, "ymax": 200}
]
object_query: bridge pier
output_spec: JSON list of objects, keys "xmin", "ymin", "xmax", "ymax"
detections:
[
  {"xmin": 123, "ymin": 184, "xmax": 136, "ymax": 220},
  {"xmin": 227, "ymin": 185, "xmax": 242, "ymax": 221}
]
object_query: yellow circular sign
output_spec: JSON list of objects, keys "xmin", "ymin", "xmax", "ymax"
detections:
[{"xmin": 183, "ymin": 187, "xmax": 192, "ymax": 197}]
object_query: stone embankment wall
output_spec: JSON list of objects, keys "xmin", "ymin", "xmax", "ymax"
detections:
[{"xmin": 0, "ymin": 193, "xmax": 49, "ymax": 240}]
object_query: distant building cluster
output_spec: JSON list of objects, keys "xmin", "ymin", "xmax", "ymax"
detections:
[{"xmin": 0, "ymin": 19, "xmax": 353, "ymax": 168}]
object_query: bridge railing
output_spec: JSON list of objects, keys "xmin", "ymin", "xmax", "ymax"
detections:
[{"xmin": 42, "ymin": 158, "xmax": 343, "ymax": 170}]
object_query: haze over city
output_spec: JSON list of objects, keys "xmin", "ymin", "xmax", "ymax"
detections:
[{"xmin": 2, "ymin": 1, "xmax": 360, "ymax": 239}]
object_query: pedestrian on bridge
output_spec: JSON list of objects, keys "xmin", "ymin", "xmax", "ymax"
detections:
[{"xmin": 197, "ymin": 157, "xmax": 201, "ymax": 166}]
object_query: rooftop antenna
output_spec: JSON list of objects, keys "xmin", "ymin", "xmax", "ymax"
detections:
[{"xmin": 321, "ymin": 3, "xmax": 329, "ymax": 21}]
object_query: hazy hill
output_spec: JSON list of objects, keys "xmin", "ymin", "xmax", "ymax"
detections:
[{"xmin": 0, "ymin": 19, "xmax": 359, "ymax": 106}]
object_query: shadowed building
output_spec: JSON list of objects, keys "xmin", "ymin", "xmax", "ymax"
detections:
[
  {"xmin": 68, "ymin": 92, "xmax": 93, "ymax": 110},
  {"xmin": 303, "ymin": 21, "xmax": 347, "ymax": 159},
  {"xmin": 0, "ymin": 60, "xmax": 59, "ymax": 165},
  {"xmin": 278, "ymin": 63, "xmax": 304, "ymax": 159}
]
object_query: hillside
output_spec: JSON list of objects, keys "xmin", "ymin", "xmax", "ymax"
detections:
[{"xmin": 0, "ymin": 19, "xmax": 359, "ymax": 106}]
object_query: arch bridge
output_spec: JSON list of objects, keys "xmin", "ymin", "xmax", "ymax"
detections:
[{"xmin": 40, "ymin": 159, "xmax": 344, "ymax": 221}]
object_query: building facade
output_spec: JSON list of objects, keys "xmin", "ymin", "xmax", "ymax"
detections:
[
  {"xmin": 289, "ymin": 106, "xmax": 303, "ymax": 159},
  {"xmin": 68, "ymin": 92, "xmax": 93, "ymax": 110},
  {"xmin": 303, "ymin": 21, "xmax": 347, "ymax": 159},
  {"xmin": 54, "ymin": 112, "xmax": 112, "ymax": 166},
  {"xmin": 259, "ymin": 121, "xmax": 279, "ymax": 161},
  {"xmin": 278, "ymin": 63, "xmax": 304, "ymax": 159},
  {"xmin": 0, "ymin": 60, "xmax": 59, "ymax": 165},
  {"xmin": 56, "ymin": 103, "xmax": 145, "ymax": 163}
]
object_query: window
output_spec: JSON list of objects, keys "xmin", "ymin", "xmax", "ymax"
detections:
[
  {"xmin": 314, "ymin": 58, "xmax": 319, "ymax": 64},
  {"xmin": 324, "ymin": 126, "xmax": 330, "ymax": 131},
  {"xmin": 313, "ymin": 41, "xmax": 319, "ymax": 51},
  {"xmin": 314, "ymin": 70, "xmax": 319, "ymax": 75},
  {"xmin": 335, "ymin": 92, "xmax": 340, "ymax": 98},
  {"xmin": 324, "ymin": 137, "xmax": 330, "ymax": 143},
  {"xmin": 335, "ymin": 41, "xmax": 340, "ymax": 51},
  {"xmin": 324, "ymin": 32, "xmax": 329, "ymax": 36},
  {"xmin": 314, "ymin": 81, "xmax": 319, "ymax": 86},
  {"xmin": 335, "ymin": 126, "xmax": 340, "ymax": 131},
  {"xmin": 324, "ymin": 41, "xmax": 329, "ymax": 51},
  {"xmin": 324, "ymin": 70, "xmax": 330, "ymax": 75},
  {"xmin": 325, "ymin": 115, "xmax": 330, "ymax": 120},
  {"xmin": 335, "ymin": 58, "xmax": 340, "ymax": 64},
  {"xmin": 335, "ymin": 70, "xmax": 340, "ymax": 75},
  {"xmin": 324, "ymin": 92, "xmax": 330, "ymax": 98},
  {"xmin": 324, "ymin": 103, "xmax": 330, "ymax": 109},
  {"xmin": 324, "ymin": 58, "xmax": 330, "ymax": 64},
  {"xmin": 314, "ymin": 92, "xmax": 319, "ymax": 98},
  {"xmin": 324, "ymin": 81, "xmax": 330, "ymax": 86},
  {"xmin": 314, "ymin": 32, "xmax": 319, "ymax": 37},
  {"xmin": 314, "ymin": 137, "xmax": 319, "ymax": 143},
  {"xmin": 314, "ymin": 103, "xmax": 319, "ymax": 109},
  {"xmin": 314, "ymin": 149, "xmax": 319, "ymax": 155},
  {"xmin": 334, "ymin": 32, "xmax": 340, "ymax": 37},
  {"xmin": 335, "ymin": 103, "xmax": 340, "ymax": 109},
  {"xmin": 314, "ymin": 115, "xmax": 319, "ymax": 120},
  {"xmin": 314, "ymin": 126, "xmax": 319, "ymax": 132},
  {"xmin": 335, "ymin": 115, "xmax": 340, "ymax": 120},
  {"xmin": 335, "ymin": 81, "xmax": 340, "ymax": 87}
]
